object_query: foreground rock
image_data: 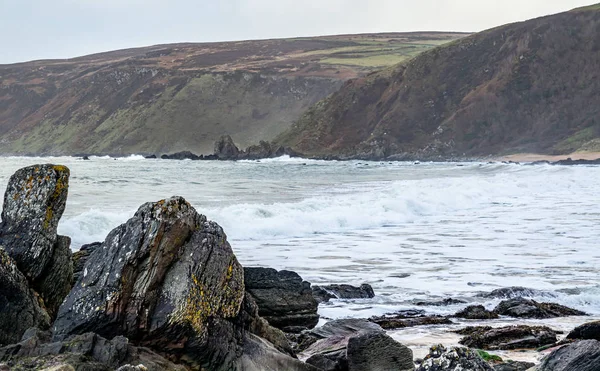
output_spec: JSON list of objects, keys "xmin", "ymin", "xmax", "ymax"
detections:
[
  {"xmin": 454, "ymin": 305, "xmax": 499, "ymax": 320},
  {"xmin": 0, "ymin": 250, "xmax": 51, "ymax": 346},
  {"xmin": 566, "ymin": 321, "xmax": 600, "ymax": 341},
  {"xmin": 493, "ymin": 297, "xmax": 586, "ymax": 319},
  {"xmin": 312, "ymin": 284, "xmax": 375, "ymax": 303},
  {"xmin": 244, "ymin": 267, "xmax": 319, "ymax": 332},
  {"xmin": 493, "ymin": 361, "xmax": 536, "ymax": 371},
  {"xmin": 347, "ymin": 332, "xmax": 414, "ymax": 371},
  {"xmin": 457, "ymin": 325, "xmax": 558, "ymax": 350},
  {"xmin": 0, "ymin": 164, "xmax": 73, "ymax": 317},
  {"xmin": 416, "ymin": 345, "xmax": 493, "ymax": 371},
  {"xmin": 0, "ymin": 328, "xmax": 185, "ymax": 370},
  {"xmin": 533, "ymin": 340, "xmax": 600, "ymax": 371},
  {"xmin": 54, "ymin": 197, "xmax": 312, "ymax": 370}
]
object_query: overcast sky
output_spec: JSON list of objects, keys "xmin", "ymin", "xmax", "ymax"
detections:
[{"xmin": 1, "ymin": 0, "xmax": 597, "ymax": 64}]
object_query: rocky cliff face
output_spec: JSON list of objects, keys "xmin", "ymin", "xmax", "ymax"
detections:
[{"xmin": 275, "ymin": 6, "xmax": 600, "ymax": 159}]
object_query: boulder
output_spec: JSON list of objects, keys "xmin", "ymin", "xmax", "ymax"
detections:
[
  {"xmin": 493, "ymin": 298, "xmax": 586, "ymax": 319},
  {"xmin": 312, "ymin": 284, "xmax": 375, "ymax": 303},
  {"xmin": 346, "ymin": 331, "xmax": 414, "ymax": 371},
  {"xmin": 244, "ymin": 267, "xmax": 319, "ymax": 332},
  {"xmin": 160, "ymin": 151, "xmax": 200, "ymax": 160},
  {"xmin": 454, "ymin": 305, "xmax": 499, "ymax": 320},
  {"xmin": 566, "ymin": 321, "xmax": 600, "ymax": 341},
  {"xmin": 144, "ymin": 155, "xmax": 157, "ymax": 159},
  {"xmin": 0, "ymin": 249, "xmax": 51, "ymax": 346},
  {"xmin": 533, "ymin": 340, "xmax": 600, "ymax": 371},
  {"xmin": 214, "ymin": 135, "xmax": 241, "ymax": 160},
  {"xmin": 457, "ymin": 325, "xmax": 558, "ymax": 350},
  {"xmin": 243, "ymin": 141, "xmax": 275, "ymax": 159},
  {"xmin": 416, "ymin": 345, "xmax": 494, "ymax": 371},
  {"xmin": 370, "ymin": 312, "xmax": 452, "ymax": 330},
  {"xmin": 71, "ymin": 242, "xmax": 101, "ymax": 284},
  {"xmin": 480, "ymin": 287, "xmax": 556, "ymax": 299},
  {"xmin": 0, "ymin": 164, "xmax": 72, "ymax": 314},
  {"xmin": 493, "ymin": 361, "xmax": 536, "ymax": 371},
  {"xmin": 415, "ymin": 298, "xmax": 467, "ymax": 306}
]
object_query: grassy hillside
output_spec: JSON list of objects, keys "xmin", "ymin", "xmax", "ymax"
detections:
[
  {"xmin": 275, "ymin": 6, "xmax": 600, "ymax": 159},
  {"xmin": 0, "ymin": 33, "xmax": 465, "ymax": 155}
]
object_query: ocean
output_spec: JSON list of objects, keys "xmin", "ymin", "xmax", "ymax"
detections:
[{"xmin": 1, "ymin": 155, "xmax": 598, "ymax": 360}]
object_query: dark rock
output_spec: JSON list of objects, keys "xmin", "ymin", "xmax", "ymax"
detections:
[
  {"xmin": 244, "ymin": 267, "xmax": 319, "ymax": 332},
  {"xmin": 34, "ymin": 235, "xmax": 73, "ymax": 318},
  {"xmin": 534, "ymin": 340, "xmax": 600, "ymax": 371},
  {"xmin": 567, "ymin": 321, "xmax": 600, "ymax": 341},
  {"xmin": 454, "ymin": 305, "xmax": 499, "ymax": 320},
  {"xmin": 346, "ymin": 331, "xmax": 414, "ymax": 371},
  {"xmin": 243, "ymin": 141, "xmax": 275, "ymax": 160},
  {"xmin": 480, "ymin": 287, "xmax": 556, "ymax": 299},
  {"xmin": 493, "ymin": 297, "xmax": 586, "ymax": 319},
  {"xmin": 160, "ymin": 151, "xmax": 200, "ymax": 160},
  {"xmin": 416, "ymin": 344, "xmax": 493, "ymax": 371},
  {"xmin": 458, "ymin": 325, "xmax": 558, "ymax": 350},
  {"xmin": 552, "ymin": 158, "xmax": 600, "ymax": 166},
  {"xmin": 493, "ymin": 360, "xmax": 536, "ymax": 371},
  {"xmin": 415, "ymin": 298, "xmax": 467, "ymax": 306},
  {"xmin": 370, "ymin": 313, "xmax": 452, "ymax": 330},
  {"xmin": 0, "ymin": 249, "xmax": 51, "ymax": 346},
  {"xmin": 312, "ymin": 284, "xmax": 375, "ymax": 303},
  {"xmin": 306, "ymin": 349, "xmax": 347, "ymax": 371},
  {"xmin": 71, "ymin": 242, "xmax": 101, "ymax": 284},
  {"xmin": 0, "ymin": 164, "xmax": 70, "ymax": 283},
  {"xmin": 214, "ymin": 135, "xmax": 241, "ymax": 160},
  {"xmin": 82, "ymin": 156, "xmax": 90, "ymax": 160},
  {"xmin": 144, "ymin": 154, "xmax": 157, "ymax": 159},
  {"xmin": 311, "ymin": 319, "xmax": 384, "ymax": 340}
]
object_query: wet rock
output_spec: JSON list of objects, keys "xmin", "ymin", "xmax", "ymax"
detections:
[
  {"xmin": 415, "ymin": 298, "xmax": 467, "ymax": 306},
  {"xmin": 454, "ymin": 305, "xmax": 499, "ymax": 320},
  {"xmin": 346, "ymin": 331, "xmax": 414, "ymax": 371},
  {"xmin": 82, "ymin": 156, "xmax": 90, "ymax": 160},
  {"xmin": 370, "ymin": 312, "xmax": 452, "ymax": 330},
  {"xmin": 214, "ymin": 135, "xmax": 241, "ymax": 160},
  {"xmin": 0, "ymin": 164, "xmax": 71, "ymax": 291},
  {"xmin": 493, "ymin": 360, "xmax": 536, "ymax": 371},
  {"xmin": 457, "ymin": 325, "xmax": 558, "ymax": 350},
  {"xmin": 551, "ymin": 158, "xmax": 600, "ymax": 166},
  {"xmin": 0, "ymin": 330, "xmax": 186, "ymax": 371},
  {"xmin": 35, "ymin": 235, "xmax": 73, "ymax": 318},
  {"xmin": 533, "ymin": 340, "xmax": 600, "ymax": 371},
  {"xmin": 160, "ymin": 151, "xmax": 200, "ymax": 160},
  {"xmin": 244, "ymin": 267, "xmax": 319, "ymax": 332},
  {"xmin": 416, "ymin": 345, "xmax": 493, "ymax": 371},
  {"xmin": 306, "ymin": 349, "xmax": 347, "ymax": 371},
  {"xmin": 480, "ymin": 287, "xmax": 556, "ymax": 299},
  {"xmin": 144, "ymin": 154, "xmax": 157, "ymax": 159},
  {"xmin": 71, "ymin": 242, "xmax": 101, "ymax": 284},
  {"xmin": 493, "ymin": 297, "xmax": 586, "ymax": 319},
  {"xmin": 243, "ymin": 141, "xmax": 276, "ymax": 159},
  {"xmin": 566, "ymin": 321, "xmax": 600, "ymax": 341},
  {"xmin": 312, "ymin": 284, "xmax": 375, "ymax": 303},
  {"xmin": 0, "ymin": 250, "xmax": 51, "ymax": 346}
]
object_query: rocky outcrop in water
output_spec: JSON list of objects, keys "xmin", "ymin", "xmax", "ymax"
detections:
[
  {"xmin": 533, "ymin": 340, "xmax": 600, "ymax": 371},
  {"xmin": 370, "ymin": 311, "xmax": 452, "ymax": 330},
  {"xmin": 244, "ymin": 267, "xmax": 319, "ymax": 333},
  {"xmin": 567, "ymin": 321, "xmax": 600, "ymax": 341},
  {"xmin": 214, "ymin": 135, "xmax": 241, "ymax": 160},
  {"xmin": 416, "ymin": 345, "xmax": 493, "ymax": 371},
  {"xmin": 312, "ymin": 284, "xmax": 375, "ymax": 303},
  {"xmin": 454, "ymin": 305, "xmax": 499, "ymax": 320},
  {"xmin": 493, "ymin": 297, "xmax": 586, "ymax": 319},
  {"xmin": 457, "ymin": 325, "xmax": 558, "ymax": 350},
  {"xmin": 480, "ymin": 287, "xmax": 556, "ymax": 299}
]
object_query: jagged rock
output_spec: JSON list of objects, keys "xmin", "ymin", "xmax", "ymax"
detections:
[
  {"xmin": 346, "ymin": 331, "xmax": 414, "ymax": 371},
  {"xmin": 480, "ymin": 287, "xmax": 556, "ymax": 299},
  {"xmin": 214, "ymin": 135, "xmax": 241, "ymax": 160},
  {"xmin": 454, "ymin": 305, "xmax": 499, "ymax": 320},
  {"xmin": 160, "ymin": 151, "xmax": 200, "ymax": 160},
  {"xmin": 415, "ymin": 298, "xmax": 467, "ymax": 306},
  {"xmin": 493, "ymin": 297, "xmax": 586, "ymax": 319},
  {"xmin": 416, "ymin": 344, "xmax": 494, "ymax": 371},
  {"xmin": 244, "ymin": 267, "xmax": 319, "ymax": 332},
  {"xmin": 493, "ymin": 361, "xmax": 536, "ymax": 371},
  {"xmin": 71, "ymin": 242, "xmax": 101, "ymax": 284},
  {"xmin": 566, "ymin": 321, "xmax": 600, "ymax": 341},
  {"xmin": 312, "ymin": 284, "xmax": 375, "ymax": 303},
  {"xmin": 0, "ymin": 164, "xmax": 72, "ymax": 315},
  {"xmin": 457, "ymin": 325, "xmax": 558, "ymax": 350},
  {"xmin": 0, "ymin": 250, "xmax": 51, "ymax": 346},
  {"xmin": 244, "ymin": 141, "xmax": 276, "ymax": 159},
  {"xmin": 552, "ymin": 158, "xmax": 600, "ymax": 166},
  {"xmin": 370, "ymin": 312, "xmax": 452, "ymax": 330},
  {"xmin": 0, "ymin": 329, "xmax": 186, "ymax": 371},
  {"xmin": 533, "ymin": 340, "xmax": 600, "ymax": 371}
]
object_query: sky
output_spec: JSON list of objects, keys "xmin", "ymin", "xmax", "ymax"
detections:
[{"xmin": 0, "ymin": 0, "xmax": 597, "ymax": 64}]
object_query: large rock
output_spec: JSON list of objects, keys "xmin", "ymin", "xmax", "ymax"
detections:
[
  {"xmin": 533, "ymin": 340, "xmax": 600, "ymax": 371},
  {"xmin": 244, "ymin": 267, "xmax": 319, "ymax": 332},
  {"xmin": 214, "ymin": 135, "xmax": 241, "ymax": 160},
  {"xmin": 346, "ymin": 332, "xmax": 414, "ymax": 371},
  {"xmin": 160, "ymin": 151, "xmax": 200, "ymax": 160},
  {"xmin": 457, "ymin": 325, "xmax": 557, "ymax": 350},
  {"xmin": 454, "ymin": 305, "xmax": 499, "ymax": 320},
  {"xmin": 0, "ymin": 249, "xmax": 51, "ymax": 346},
  {"xmin": 493, "ymin": 297, "xmax": 586, "ymax": 319},
  {"xmin": 35, "ymin": 235, "xmax": 73, "ymax": 318},
  {"xmin": 416, "ymin": 345, "xmax": 494, "ymax": 371},
  {"xmin": 566, "ymin": 321, "xmax": 600, "ymax": 341},
  {"xmin": 312, "ymin": 284, "xmax": 375, "ymax": 304}
]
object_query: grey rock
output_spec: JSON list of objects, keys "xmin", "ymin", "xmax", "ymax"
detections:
[
  {"xmin": 457, "ymin": 325, "xmax": 558, "ymax": 350},
  {"xmin": 312, "ymin": 284, "xmax": 375, "ymax": 303},
  {"xmin": 214, "ymin": 135, "xmax": 241, "ymax": 159},
  {"xmin": 493, "ymin": 360, "xmax": 536, "ymax": 371},
  {"xmin": 415, "ymin": 298, "xmax": 467, "ymax": 307},
  {"xmin": 346, "ymin": 331, "xmax": 414, "ymax": 371},
  {"xmin": 454, "ymin": 305, "xmax": 499, "ymax": 320},
  {"xmin": 494, "ymin": 298, "xmax": 586, "ymax": 319},
  {"xmin": 71, "ymin": 242, "xmax": 101, "ymax": 284},
  {"xmin": 416, "ymin": 344, "xmax": 494, "ymax": 371},
  {"xmin": 306, "ymin": 349, "xmax": 347, "ymax": 371},
  {"xmin": 244, "ymin": 267, "xmax": 319, "ymax": 332},
  {"xmin": 566, "ymin": 320, "xmax": 600, "ymax": 341},
  {"xmin": 35, "ymin": 235, "xmax": 73, "ymax": 318},
  {"xmin": 534, "ymin": 340, "xmax": 600, "ymax": 371},
  {"xmin": 160, "ymin": 151, "xmax": 200, "ymax": 160},
  {"xmin": 480, "ymin": 287, "xmax": 556, "ymax": 299}
]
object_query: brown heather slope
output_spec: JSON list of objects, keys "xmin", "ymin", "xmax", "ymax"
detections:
[
  {"xmin": 275, "ymin": 6, "xmax": 600, "ymax": 160},
  {"xmin": 0, "ymin": 33, "xmax": 465, "ymax": 156}
]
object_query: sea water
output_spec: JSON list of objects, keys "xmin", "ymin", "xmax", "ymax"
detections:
[{"xmin": 0, "ymin": 155, "xmax": 598, "ymax": 360}]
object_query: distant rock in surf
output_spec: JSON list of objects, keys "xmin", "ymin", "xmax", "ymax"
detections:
[
  {"xmin": 214, "ymin": 135, "xmax": 241, "ymax": 160},
  {"xmin": 312, "ymin": 283, "xmax": 375, "ymax": 303},
  {"xmin": 479, "ymin": 286, "xmax": 556, "ymax": 299},
  {"xmin": 493, "ymin": 297, "xmax": 586, "ymax": 319},
  {"xmin": 454, "ymin": 305, "xmax": 499, "ymax": 320}
]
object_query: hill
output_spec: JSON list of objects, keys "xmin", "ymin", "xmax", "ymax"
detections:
[
  {"xmin": 275, "ymin": 6, "xmax": 600, "ymax": 160},
  {"xmin": 0, "ymin": 33, "xmax": 465, "ymax": 155}
]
